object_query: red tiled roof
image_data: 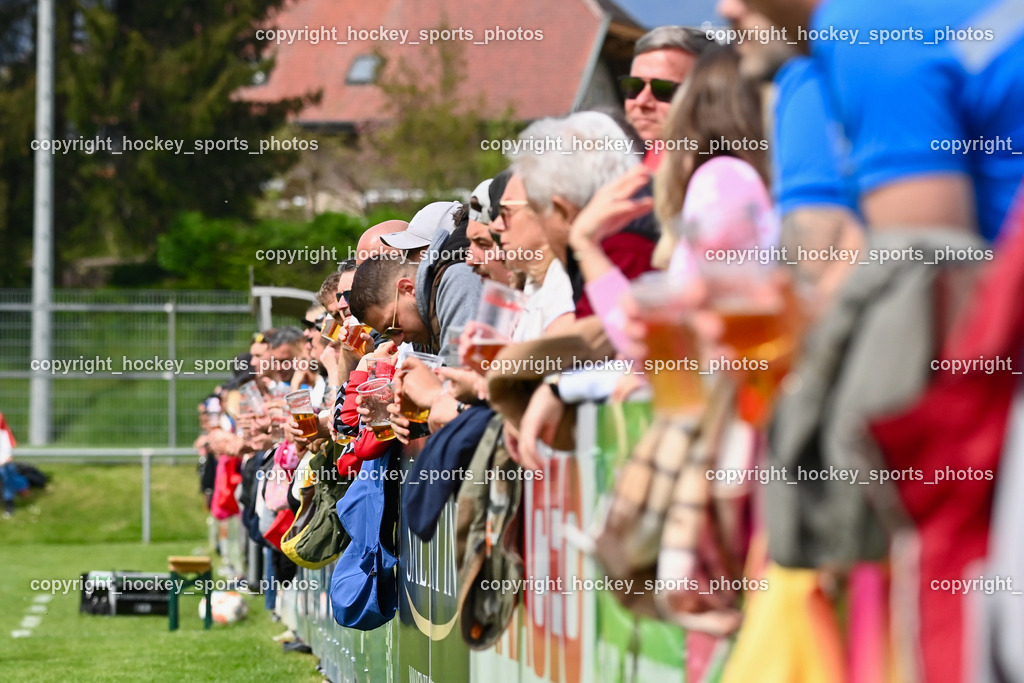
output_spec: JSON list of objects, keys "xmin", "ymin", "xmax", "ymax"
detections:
[{"xmin": 237, "ymin": 0, "xmax": 610, "ymax": 124}]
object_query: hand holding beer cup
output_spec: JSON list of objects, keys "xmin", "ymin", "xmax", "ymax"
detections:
[
  {"xmin": 681, "ymin": 204, "xmax": 803, "ymax": 425},
  {"xmin": 285, "ymin": 390, "xmax": 320, "ymax": 441},
  {"xmin": 320, "ymin": 314, "xmax": 343, "ymax": 343},
  {"xmin": 284, "ymin": 412, "xmax": 326, "ymax": 445},
  {"xmin": 630, "ymin": 272, "xmax": 710, "ymax": 420},
  {"xmin": 340, "ymin": 317, "xmax": 373, "ymax": 355},
  {"xmin": 394, "ymin": 354, "xmax": 443, "ymax": 423}
]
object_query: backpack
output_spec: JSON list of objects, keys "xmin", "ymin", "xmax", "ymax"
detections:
[{"xmin": 14, "ymin": 463, "xmax": 48, "ymax": 489}]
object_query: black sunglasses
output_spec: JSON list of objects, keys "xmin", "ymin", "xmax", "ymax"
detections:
[
  {"xmin": 618, "ymin": 75, "xmax": 680, "ymax": 104},
  {"xmin": 302, "ymin": 314, "xmax": 325, "ymax": 330}
]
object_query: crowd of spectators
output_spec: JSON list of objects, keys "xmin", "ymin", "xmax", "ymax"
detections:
[{"xmin": 193, "ymin": 2, "xmax": 1024, "ymax": 679}]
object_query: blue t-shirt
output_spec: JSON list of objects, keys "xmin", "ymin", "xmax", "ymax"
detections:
[
  {"xmin": 810, "ymin": 0, "xmax": 1024, "ymax": 241},
  {"xmin": 772, "ymin": 57, "xmax": 859, "ymax": 216}
]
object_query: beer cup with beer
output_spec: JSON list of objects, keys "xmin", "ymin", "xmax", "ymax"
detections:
[
  {"xmin": 631, "ymin": 272, "xmax": 706, "ymax": 419},
  {"xmin": 320, "ymin": 314, "xmax": 342, "ymax": 342},
  {"xmin": 356, "ymin": 378, "xmax": 396, "ymax": 441},
  {"xmin": 681, "ymin": 203, "xmax": 801, "ymax": 425},
  {"xmin": 285, "ymin": 389, "xmax": 319, "ymax": 440},
  {"xmin": 341, "ymin": 317, "xmax": 373, "ymax": 354},
  {"xmin": 464, "ymin": 281, "xmax": 524, "ymax": 373},
  {"xmin": 397, "ymin": 351, "xmax": 443, "ymax": 422},
  {"xmin": 365, "ymin": 357, "xmax": 396, "ymax": 382}
]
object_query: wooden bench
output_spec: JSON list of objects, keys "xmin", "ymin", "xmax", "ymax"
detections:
[{"xmin": 167, "ymin": 555, "xmax": 212, "ymax": 631}]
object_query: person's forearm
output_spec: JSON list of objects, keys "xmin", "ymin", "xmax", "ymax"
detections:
[{"xmin": 580, "ymin": 265, "xmax": 632, "ymax": 356}]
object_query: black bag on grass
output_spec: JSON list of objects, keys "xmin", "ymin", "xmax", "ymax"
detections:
[{"xmin": 14, "ymin": 462, "xmax": 48, "ymax": 489}]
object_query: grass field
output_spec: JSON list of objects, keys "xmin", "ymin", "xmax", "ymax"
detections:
[{"xmin": 0, "ymin": 462, "xmax": 322, "ymax": 682}]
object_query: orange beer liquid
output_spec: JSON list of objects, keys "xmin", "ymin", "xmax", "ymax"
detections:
[
  {"xmin": 644, "ymin": 318, "xmax": 704, "ymax": 415},
  {"xmin": 400, "ymin": 404, "xmax": 430, "ymax": 423},
  {"xmin": 371, "ymin": 422, "xmax": 396, "ymax": 441},
  {"xmin": 293, "ymin": 412, "xmax": 319, "ymax": 439},
  {"xmin": 342, "ymin": 325, "xmax": 373, "ymax": 353},
  {"xmin": 321, "ymin": 317, "xmax": 341, "ymax": 341},
  {"xmin": 713, "ymin": 287, "xmax": 799, "ymax": 425},
  {"xmin": 466, "ymin": 339, "xmax": 506, "ymax": 373}
]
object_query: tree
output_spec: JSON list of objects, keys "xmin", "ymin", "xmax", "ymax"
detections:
[
  {"xmin": 358, "ymin": 31, "xmax": 520, "ymax": 197},
  {"xmin": 0, "ymin": 0, "xmax": 315, "ymax": 286}
]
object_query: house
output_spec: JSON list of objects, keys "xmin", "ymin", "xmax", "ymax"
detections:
[{"xmin": 238, "ymin": 0, "xmax": 649, "ymax": 131}]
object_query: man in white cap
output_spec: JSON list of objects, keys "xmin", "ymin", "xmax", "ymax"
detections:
[{"xmin": 351, "ymin": 201, "xmax": 482, "ymax": 356}]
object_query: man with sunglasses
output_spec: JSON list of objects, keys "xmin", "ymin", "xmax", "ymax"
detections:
[
  {"xmin": 334, "ymin": 259, "xmax": 357, "ymax": 325},
  {"xmin": 465, "ymin": 177, "xmax": 513, "ymax": 285},
  {"xmin": 619, "ymin": 26, "xmax": 713, "ymax": 167},
  {"xmin": 317, "ymin": 271, "xmax": 344, "ymax": 317}
]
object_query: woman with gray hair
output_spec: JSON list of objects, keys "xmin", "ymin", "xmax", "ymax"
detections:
[{"xmin": 504, "ymin": 110, "xmax": 659, "ymax": 319}]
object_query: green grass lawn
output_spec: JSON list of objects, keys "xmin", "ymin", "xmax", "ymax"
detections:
[{"xmin": 0, "ymin": 463, "xmax": 322, "ymax": 682}]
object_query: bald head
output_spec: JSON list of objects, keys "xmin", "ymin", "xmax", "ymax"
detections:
[{"xmin": 356, "ymin": 220, "xmax": 408, "ymax": 264}]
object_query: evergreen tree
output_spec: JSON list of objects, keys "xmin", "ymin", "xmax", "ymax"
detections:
[{"xmin": 0, "ymin": 0, "xmax": 313, "ymax": 286}]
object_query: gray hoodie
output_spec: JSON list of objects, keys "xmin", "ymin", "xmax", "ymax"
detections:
[{"xmin": 414, "ymin": 219, "xmax": 482, "ymax": 357}]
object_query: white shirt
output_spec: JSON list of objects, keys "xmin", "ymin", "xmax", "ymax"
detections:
[
  {"xmin": 512, "ymin": 259, "xmax": 575, "ymax": 342},
  {"xmin": 0, "ymin": 430, "xmax": 12, "ymax": 465}
]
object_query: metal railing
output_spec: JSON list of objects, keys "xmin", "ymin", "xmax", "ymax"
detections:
[
  {"xmin": 11, "ymin": 447, "xmax": 196, "ymax": 543},
  {"xmin": 0, "ymin": 287, "xmax": 317, "ymax": 447}
]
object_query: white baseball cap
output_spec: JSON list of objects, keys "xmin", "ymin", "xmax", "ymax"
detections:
[
  {"xmin": 468, "ymin": 179, "xmax": 493, "ymax": 225},
  {"xmin": 380, "ymin": 201, "xmax": 461, "ymax": 250}
]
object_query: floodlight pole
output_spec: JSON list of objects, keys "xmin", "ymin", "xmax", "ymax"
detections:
[{"xmin": 30, "ymin": 0, "xmax": 55, "ymax": 445}]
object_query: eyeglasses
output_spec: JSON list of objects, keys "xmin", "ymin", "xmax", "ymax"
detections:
[
  {"xmin": 618, "ymin": 75, "xmax": 680, "ymax": 103},
  {"xmin": 381, "ymin": 287, "xmax": 402, "ymax": 340},
  {"xmin": 498, "ymin": 199, "xmax": 530, "ymax": 225}
]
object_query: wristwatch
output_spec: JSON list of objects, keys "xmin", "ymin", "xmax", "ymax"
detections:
[{"xmin": 543, "ymin": 373, "xmax": 561, "ymax": 400}]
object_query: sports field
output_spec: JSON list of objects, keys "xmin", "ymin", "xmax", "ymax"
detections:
[{"xmin": 0, "ymin": 463, "xmax": 321, "ymax": 682}]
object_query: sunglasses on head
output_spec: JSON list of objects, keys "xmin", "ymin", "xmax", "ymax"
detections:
[
  {"xmin": 250, "ymin": 332, "xmax": 265, "ymax": 344},
  {"xmin": 381, "ymin": 286, "xmax": 402, "ymax": 340},
  {"xmin": 618, "ymin": 75, "xmax": 680, "ymax": 103}
]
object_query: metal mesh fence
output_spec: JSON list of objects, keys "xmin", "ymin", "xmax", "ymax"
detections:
[{"xmin": 0, "ymin": 289, "xmax": 269, "ymax": 446}]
